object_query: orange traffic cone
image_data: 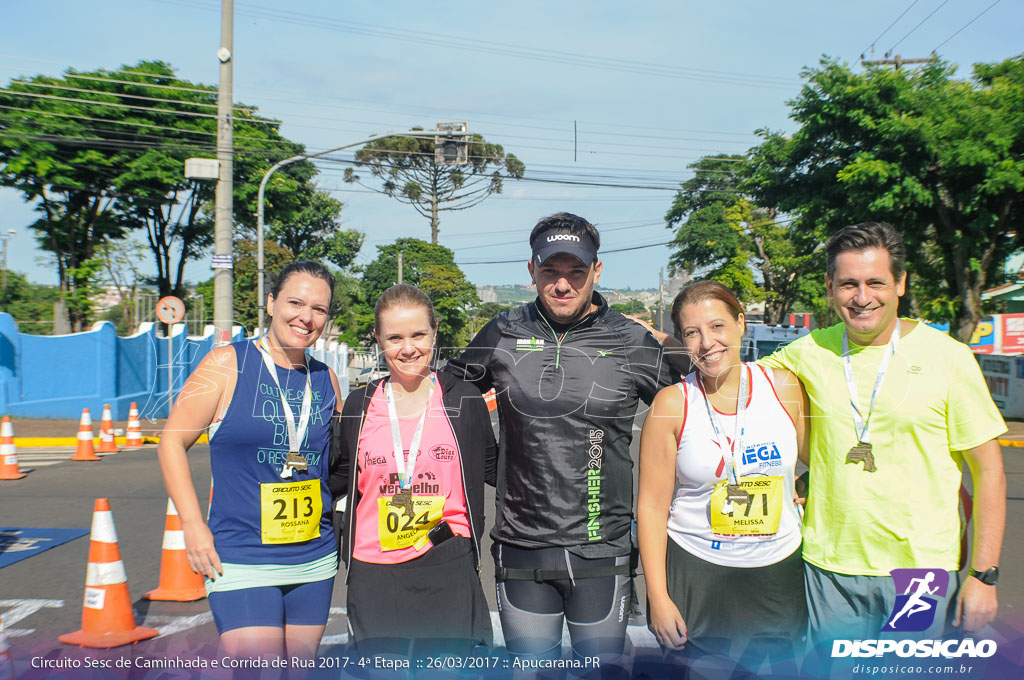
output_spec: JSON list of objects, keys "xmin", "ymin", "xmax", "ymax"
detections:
[
  {"xmin": 59, "ymin": 499, "xmax": 158, "ymax": 648},
  {"xmin": 0, "ymin": 614, "xmax": 14, "ymax": 680},
  {"xmin": 97, "ymin": 404, "xmax": 119, "ymax": 454},
  {"xmin": 124, "ymin": 402, "xmax": 143, "ymax": 448},
  {"xmin": 0, "ymin": 417, "xmax": 26, "ymax": 480},
  {"xmin": 70, "ymin": 409, "xmax": 100, "ymax": 462},
  {"xmin": 143, "ymin": 498, "xmax": 206, "ymax": 601}
]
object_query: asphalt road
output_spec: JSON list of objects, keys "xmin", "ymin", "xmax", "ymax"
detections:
[{"xmin": 2, "ymin": 416, "xmax": 1023, "ymax": 677}]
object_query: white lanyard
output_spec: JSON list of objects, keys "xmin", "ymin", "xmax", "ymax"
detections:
[
  {"xmin": 841, "ymin": 321, "xmax": 900, "ymax": 445},
  {"xmin": 384, "ymin": 374, "xmax": 436, "ymax": 490},
  {"xmin": 256, "ymin": 339, "xmax": 312, "ymax": 454},
  {"xmin": 699, "ymin": 364, "xmax": 749, "ymax": 486}
]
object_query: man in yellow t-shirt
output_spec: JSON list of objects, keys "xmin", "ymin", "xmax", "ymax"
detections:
[{"xmin": 761, "ymin": 222, "xmax": 1006, "ymax": 646}]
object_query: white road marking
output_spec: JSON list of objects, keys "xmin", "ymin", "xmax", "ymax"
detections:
[{"xmin": 0, "ymin": 599, "xmax": 64, "ymax": 637}]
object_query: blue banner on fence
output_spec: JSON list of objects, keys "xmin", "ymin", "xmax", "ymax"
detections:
[{"xmin": 0, "ymin": 527, "xmax": 89, "ymax": 568}]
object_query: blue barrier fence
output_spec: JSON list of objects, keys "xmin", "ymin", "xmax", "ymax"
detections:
[{"xmin": 0, "ymin": 313, "xmax": 349, "ymax": 420}]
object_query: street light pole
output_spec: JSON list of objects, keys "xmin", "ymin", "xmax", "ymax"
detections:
[{"xmin": 255, "ymin": 129, "xmax": 464, "ymax": 335}]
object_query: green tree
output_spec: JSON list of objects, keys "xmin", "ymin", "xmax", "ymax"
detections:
[
  {"xmin": 296, "ymin": 226, "xmax": 364, "ymax": 271},
  {"xmin": 344, "ymin": 128, "xmax": 525, "ymax": 244},
  {"xmin": 330, "ymin": 272, "xmax": 371, "ymax": 347},
  {"xmin": 0, "ymin": 272, "xmax": 64, "ymax": 334},
  {"xmin": 0, "ymin": 60, "xmax": 345, "ymax": 322},
  {"xmin": 196, "ymin": 238, "xmax": 295, "ymax": 334},
  {"xmin": 665, "ymin": 156, "xmax": 820, "ymax": 322},
  {"xmin": 360, "ymin": 238, "xmax": 479, "ymax": 348},
  {"xmin": 0, "ymin": 67, "xmax": 129, "ymax": 329},
  {"xmin": 747, "ymin": 55, "xmax": 1024, "ymax": 341},
  {"xmin": 466, "ymin": 301, "xmax": 510, "ymax": 339},
  {"xmin": 94, "ymin": 237, "xmax": 148, "ymax": 334},
  {"xmin": 610, "ymin": 299, "xmax": 648, "ymax": 315}
]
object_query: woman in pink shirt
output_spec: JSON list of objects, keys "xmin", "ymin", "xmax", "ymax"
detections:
[{"xmin": 330, "ymin": 284, "xmax": 496, "ymax": 656}]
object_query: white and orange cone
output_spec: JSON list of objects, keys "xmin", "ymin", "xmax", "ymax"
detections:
[
  {"xmin": 483, "ymin": 388, "xmax": 498, "ymax": 412},
  {"xmin": 0, "ymin": 417, "xmax": 26, "ymax": 480},
  {"xmin": 70, "ymin": 409, "xmax": 100, "ymax": 462},
  {"xmin": 124, "ymin": 402, "xmax": 143, "ymax": 448},
  {"xmin": 97, "ymin": 404, "xmax": 119, "ymax": 454},
  {"xmin": 59, "ymin": 498, "xmax": 158, "ymax": 648},
  {"xmin": 143, "ymin": 498, "xmax": 206, "ymax": 601},
  {"xmin": 0, "ymin": 614, "xmax": 14, "ymax": 680}
]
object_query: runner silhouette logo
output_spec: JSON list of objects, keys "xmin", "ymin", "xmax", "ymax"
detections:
[{"xmin": 883, "ymin": 568, "xmax": 950, "ymax": 632}]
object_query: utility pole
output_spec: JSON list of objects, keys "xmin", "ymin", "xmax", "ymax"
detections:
[
  {"xmin": 0, "ymin": 229, "xmax": 14, "ymax": 297},
  {"xmin": 212, "ymin": 0, "xmax": 234, "ymax": 344},
  {"xmin": 861, "ymin": 54, "xmax": 934, "ymax": 70},
  {"xmin": 658, "ymin": 267, "xmax": 665, "ymax": 333},
  {"xmin": 397, "ymin": 250, "xmax": 403, "ymax": 285}
]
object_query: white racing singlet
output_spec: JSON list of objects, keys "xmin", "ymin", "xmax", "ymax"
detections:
[{"xmin": 667, "ymin": 363, "xmax": 802, "ymax": 567}]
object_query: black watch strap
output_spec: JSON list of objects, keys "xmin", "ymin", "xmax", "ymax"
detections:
[{"xmin": 969, "ymin": 566, "xmax": 999, "ymax": 585}]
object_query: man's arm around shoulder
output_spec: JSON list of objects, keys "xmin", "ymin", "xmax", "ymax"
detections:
[{"xmin": 443, "ymin": 314, "xmax": 506, "ymax": 392}]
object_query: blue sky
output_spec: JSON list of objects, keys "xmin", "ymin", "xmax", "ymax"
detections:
[{"xmin": 1, "ymin": 0, "xmax": 1021, "ymax": 291}]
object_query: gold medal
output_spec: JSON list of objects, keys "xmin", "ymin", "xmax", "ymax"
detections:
[
  {"xmin": 726, "ymin": 484, "xmax": 751, "ymax": 504},
  {"xmin": 846, "ymin": 442, "xmax": 876, "ymax": 472},
  {"xmin": 279, "ymin": 451, "xmax": 308, "ymax": 478},
  {"xmin": 389, "ymin": 489, "xmax": 414, "ymax": 520}
]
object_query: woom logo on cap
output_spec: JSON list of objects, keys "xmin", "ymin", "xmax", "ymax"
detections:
[{"xmin": 532, "ymin": 230, "xmax": 598, "ymax": 266}]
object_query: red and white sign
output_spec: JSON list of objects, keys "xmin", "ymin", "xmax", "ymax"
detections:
[
  {"xmin": 156, "ymin": 296, "xmax": 186, "ymax": 325},
  {"xmin": 1001, "ymin": 314, "xmax": 1024, "ymax": 354}
]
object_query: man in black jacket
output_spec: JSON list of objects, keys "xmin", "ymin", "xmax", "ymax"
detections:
[{"xmin": 445, "ymin": 213, "xmax": 678, "ymax": 668}]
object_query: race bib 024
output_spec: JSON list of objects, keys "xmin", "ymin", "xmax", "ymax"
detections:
[{"xmin": 377, "ymin": 495, "xmax": 445, "ymax": 551}]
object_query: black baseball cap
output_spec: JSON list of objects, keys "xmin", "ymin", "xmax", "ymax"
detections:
[{"xmin": 531, "ymin": 230, "xmax": 599, "ymax": 267}]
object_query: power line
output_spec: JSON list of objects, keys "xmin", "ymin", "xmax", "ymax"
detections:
[
  {"xmin": 0, "ymin": 83, "xmax": 757, "ymax": 166},
  {"xmin": 0, "ymin": 103, "xmax": 289, "ymax": 150},
  {"xmin": 11, "ymin": 79, "xmax": 224, "ymax": 116},
  {"xmin": 889, "ymin": 0, "xmax": 953, "ymax": 54},
  {"xmin": 0, "ymin": 59, "xmax": 767, "ymax": 146},
  {"xmin": 862, "ymin": 0, "xmax": 921, "ymax": 57},
  {"xmin": 149, "ymin": 0, "xmax": 800, "ymax": 90},
  {"xmin": 456, "ymin": 239, "xmax": 675, "ymax": 265},
  {"xmin": 933, "ymin": 0, "xmax": 1001, "ymax": 52},
  {"xmin": 0, "ymin": 88, "xmax": 278, "ymax": 125}
]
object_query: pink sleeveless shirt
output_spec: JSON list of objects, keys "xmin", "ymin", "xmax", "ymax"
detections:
[{"xmin": 352, "ymin": 378, "xmax": 471, "ymax": 564}]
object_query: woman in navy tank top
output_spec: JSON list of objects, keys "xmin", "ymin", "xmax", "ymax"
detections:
[{"xmin": 158, "ymin": 262, "xmax": 344, "ymax": 663}]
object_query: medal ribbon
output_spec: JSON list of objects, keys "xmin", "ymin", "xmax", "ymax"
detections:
[
  {"xmin": 698, "ymin": 364, "xmax": 749, "ymax": 486},
  {"xmin": 385, "ymin": 373, "xmax": 436, "ymax": 490},
  {"xmin": 841, "ymin": 321, "xmax": 901, "ymax": 445},
  {"xmin": 256, "ymin": 339, "xmax": 312, "ymax": 455}
]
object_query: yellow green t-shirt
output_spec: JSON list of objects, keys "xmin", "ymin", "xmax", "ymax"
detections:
[{"xmin": 759, "ymin": 320, "xmax": 1005, "ymax": 576}]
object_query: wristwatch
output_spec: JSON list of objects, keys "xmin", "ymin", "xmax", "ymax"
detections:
[{"xmin": 969, "ymin": 566, "xmax": 999, "ymax": 586}]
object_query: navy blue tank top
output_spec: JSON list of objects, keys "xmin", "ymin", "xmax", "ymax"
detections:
[{"xmin": 208, "ymin": 340, "xmax": 337, "ymax": 564}]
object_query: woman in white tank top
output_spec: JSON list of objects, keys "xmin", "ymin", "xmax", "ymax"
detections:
[{"xmin": 638, "ymin": 281, "xmax": 809, "ymax": 663}]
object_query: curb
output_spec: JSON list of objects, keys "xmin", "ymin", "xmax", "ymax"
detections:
[
  {"xmin": 998, "ymin": 439, "xmax": 1024, "ymax": 448},
  {"xmin": 13, "ymin": 434, "xmax": 207, "ymax": 448}
]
